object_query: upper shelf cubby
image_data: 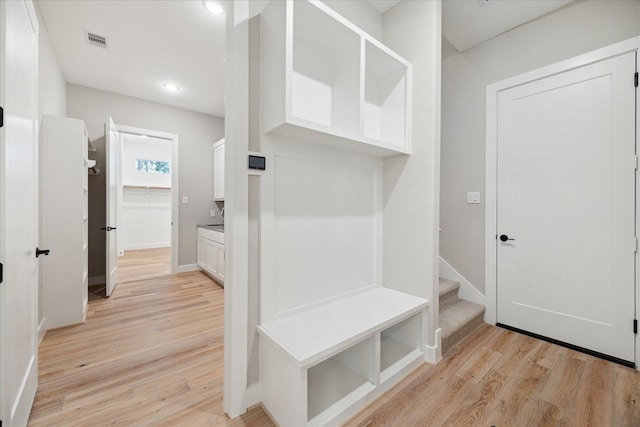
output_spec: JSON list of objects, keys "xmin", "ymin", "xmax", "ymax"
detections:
[{"xmin": 261, "ymin": 0, "xmax": 412, "ymax": 157}]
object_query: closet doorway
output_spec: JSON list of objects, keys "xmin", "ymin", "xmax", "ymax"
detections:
[{"xmin": 115, "ymin": 125, "xmax": 179, "ymax": 283}]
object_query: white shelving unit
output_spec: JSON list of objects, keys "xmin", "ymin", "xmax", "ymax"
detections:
[
  {"xmin": 42, "ymin": 115, "xmax": 91, "ymax": 329},
  {"xmin": 261, "ymin": 0, "xmax": 412, "ymax": 157},
  {"xmin": 255, "ymin": 2, "xmax": 423, "ymax": 425},
  {"xmin": 258, "ymin": 288, "xmax": 428, "ymax": 427}
]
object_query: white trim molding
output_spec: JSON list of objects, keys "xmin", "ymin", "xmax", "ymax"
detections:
[
  {"xmin": 485, "ymin": 36, "xmax": 640, "ymax": 365},
  {"xmin": 424, "ymin": 327, "xmax": 442, "ymax": 364},
  {"xmin": 439, "ymin": 256, "xmax": 486, "ymax": 308},
  {"xmin": 37, "ymin": 318, "xmax": 47, "ymax": 346},
  {"xmin": 177, "ymin": 264, "xmax": 199, "ymax": 273}
]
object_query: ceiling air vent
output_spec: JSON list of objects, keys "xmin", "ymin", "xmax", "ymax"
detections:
[{"xmin": 85, "ymin": 31, "xmax": 108, "ymax": 49}]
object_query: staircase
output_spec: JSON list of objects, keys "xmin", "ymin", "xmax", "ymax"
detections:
[{"xmin": 439, "ymin": 278, "xmax": 485, "ymax": 354}]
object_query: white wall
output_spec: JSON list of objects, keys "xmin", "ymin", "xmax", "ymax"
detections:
[
  {"xmin": 37, "ymin": 7, "xmax": 66, "ymax": 118},
  {"xmin": 36, "ymin": 3, "xmax": 67, "ymax": 333},
  {"xmin": 67, "ymin": 84, "xmax": 224, "ymax": 276},
  {"xmin": 121, "ymin": 136, "xmax": 172, "ymax": 250},
  {"xmin": 122, "ymin": 189, "xmax": 171, "ymax": 250},
  {"xmin": 440, "ymin": 0, "xmax": 640, "ymax": 294}
]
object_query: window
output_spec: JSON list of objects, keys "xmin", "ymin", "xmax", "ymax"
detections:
[{"xmin": 136, "ymin": 159, "xmax": 170, "ymax": 174}]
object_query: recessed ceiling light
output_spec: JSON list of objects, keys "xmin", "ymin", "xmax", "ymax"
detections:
[
  {"xmin": 203, "ymin": 0, "xmax": 225, "ymax": 15},
  {"xmin": 163, "ymin": 82, "xmax": 180, "ymax": 93}
]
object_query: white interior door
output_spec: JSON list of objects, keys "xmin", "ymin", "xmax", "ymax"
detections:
[
  {"xmin": 0, "ymin": 0, "xmax": 39, "ymax": 425},
  {"xmin": 497, "ymin": 51, "xmax": 637, "ymax": 363},
  {"xmin": 105, "ymin": 117, "xmax": 119, "ymax": 297}
]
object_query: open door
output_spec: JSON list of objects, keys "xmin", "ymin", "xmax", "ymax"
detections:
[
  {"xmin": 0, "ymin": 0, "xmax": 39, "ymax": 424},
  {"xmin": 105, "ymin": 117, "xmax": 119, "ymax": 296}
]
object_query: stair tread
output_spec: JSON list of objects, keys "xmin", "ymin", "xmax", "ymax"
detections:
[
  {"xmin": 440, "ymin": 299, "xmax": 485, "ymax": 339},
  {"xmin": 439, "ymin": 278, "xmax": 460, "ymax": 298}
]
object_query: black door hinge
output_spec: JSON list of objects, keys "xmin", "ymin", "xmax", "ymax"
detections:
[
  {"xmin": 0, "ymin": 106, "xmax": 4, "ymax": 128},
  {"xmin": 634, "ymin": 319, "xmax": 638, "ymax": 334},
  {"xmin": 0, "ymin": 262, "xmax": 3, "ymax": 284},
  {"xmin": 635, "ymin": 72, "xmax": 638, "ymax": 87}
]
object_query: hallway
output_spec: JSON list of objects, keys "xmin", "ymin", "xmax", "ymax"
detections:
[{"xmin": 28, "ymin": 270, "xmax": 270, "ymax": 426}]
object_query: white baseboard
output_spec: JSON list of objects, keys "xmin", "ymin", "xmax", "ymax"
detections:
[
  {"xmin": 245, "ymin": 383, "xmax": 262, "ymax": 408},
  {"xmin": 88, "ymin": 276, "xmax": 105, "ymax": 286},
  {"xmin": 439, "ymin": 257, "xmax": 486, "ymax": 308},
  {"xmin": 177, "ymin": 264, "xmax": 199, "ymax": 273},
  {"xmin": 123, "ymin": 243, "xmax": 170, "ymax": 251},
  {"xmin": 424, "ymin": 327, "xmax": 441, "ymax": 363},
  {"xmin": 37, "ymin": 317, "xmax": 47, "ymax": 346}
]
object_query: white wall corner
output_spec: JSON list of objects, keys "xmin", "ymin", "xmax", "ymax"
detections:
[
  {"xmin": 424, "ymin": 327, "xmax": 442, "ymax": 364},
  {"xmin": 88, "ymin": 276, "xmax": 106, "ymax": 286},
  {"xmin": 37, "ymin": 318, "xmax": 47, "ymax": 346},
  {"xmin": 439, "ymin": 256, "xmax": 486, "ymax": 308},
  {"xmin": 177, "ymin": 264, "xmax": 199, "ymax": 273},
  {"xmin": 245, "ymin": 383, "xmax": 262, "ymax": 409}
]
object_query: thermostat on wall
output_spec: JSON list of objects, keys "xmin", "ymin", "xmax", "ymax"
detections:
[{"xmin": 248, "ymin": 155, "xmax": 266, "ymax": 170}]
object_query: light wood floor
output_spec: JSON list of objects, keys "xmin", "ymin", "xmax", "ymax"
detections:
[
  {"xmin": 118, "ymin": 247, "xmax": 172, "ymax": 283},
  {"xmin": 347, "ymin": 324, "xmax": 640, "ymax": 426},
  {"xmin": 29, "ymin": 260, "xmax": 640, "ymax": 426}
]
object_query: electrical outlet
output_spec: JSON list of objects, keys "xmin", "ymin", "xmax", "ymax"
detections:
[
  {"xmin": 210, "ymin": 210, "xmax": 216, "ymax": 217},
  {"xmin": 467, "ymin": 192, "xmax": 480, "ymax": 204}
]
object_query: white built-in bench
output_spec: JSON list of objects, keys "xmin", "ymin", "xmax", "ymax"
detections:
[{"xmin": 257, "ymin": 287, "xmax": 429, "ymax": 427}]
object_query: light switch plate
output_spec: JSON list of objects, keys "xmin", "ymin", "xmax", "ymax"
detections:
[
  {"xmin": 182, "ymin": 196, "xmax": 188, "ymax": 204},
  {"xmin": 210, "ymin": 210, "xmax": 216, "ymax": 217},
  {"xmin": 467, "ymin": 192, "xmax": 480, "ymax": 204}
]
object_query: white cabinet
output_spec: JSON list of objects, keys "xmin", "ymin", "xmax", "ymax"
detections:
[
  {"xmin": 41, "ymin": 115, "xmax": 92, "ymax": 329},
  {"xmin": 213, "ymin": 138, "xmax": 225, "ymax": 201},
  {"xmin": 216, "ymin": 241, "xmax": 225, "ymax": 281},
  {"xmin": 258, "ymin": 288, "xmax": 427, "ymax": 427},
  {"xmin": 197, "ymin": 237, "xmax": 207, "ymax": 269},
  {"xmin": 197, "ymin": 226, "xmax": 224, "ymax": 285},
  {"xmin": 261, "ymin": 0, "xmax": 412, "ymax": 157},
  {"xmin": 206, "ymin": 239, "xmax": 218, "ymax": 276}
]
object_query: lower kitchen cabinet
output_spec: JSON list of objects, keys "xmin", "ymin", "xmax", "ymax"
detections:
[{"xmin": 197, "ymin": 226, "xmax": 224, "ymax": 285}]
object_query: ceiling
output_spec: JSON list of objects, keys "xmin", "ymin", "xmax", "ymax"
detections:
[
  {"xmin": 37, "ymin": 0, "xmax": 226, "ymax": 117},
  {"xmin": 441, "ymin": 0, "xmax": 574, "ymax": 53},
  {"xmin": 38, "ymin": 0, "xmax": 575, "ymax": 119}
]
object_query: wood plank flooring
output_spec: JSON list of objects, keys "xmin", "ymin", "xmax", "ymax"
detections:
[
  {"xmin": 117, "ymin": 247, "xmax": 172, "ymax": 283},
  {"xmin": 29, "ymin": 254, "xmax": 640, "ymax": 426},
  {"xmin": 347, "ymin": 324, "xmax": 640, "ymax": 427}
]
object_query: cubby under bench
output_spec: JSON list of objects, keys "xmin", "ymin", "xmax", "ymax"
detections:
[{"xmin": 257, "ymin": 287, "xmax": 429, "ymax": 427}]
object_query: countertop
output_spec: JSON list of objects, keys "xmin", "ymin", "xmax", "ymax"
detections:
[{"xmin": 198, "ymin": 224, "xmax": 224, "ymax": 232}]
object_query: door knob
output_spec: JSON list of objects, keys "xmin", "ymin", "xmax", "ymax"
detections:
[
  {"xmin": 101, "ymin": 226, "xmax": 117, "ymax": 231},
  {"xmin": 499, "ymin": 234, "xmax": 515, "ymax": 242},
  {"xmin": 35, "ymin": 247, "xmax": 50, "ymax": 258}
]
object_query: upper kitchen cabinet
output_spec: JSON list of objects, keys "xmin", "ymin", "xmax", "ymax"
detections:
[
  {"xmin": 213, "ymin": 138, "xmax": 225, "ymax": 201},
  {"xmin": 261, "ymin": 0, "xmax": 412, "ymax": 157}
]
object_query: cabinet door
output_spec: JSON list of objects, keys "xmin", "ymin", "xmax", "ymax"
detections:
[
  {"xmin": 197, "ymin": 236, "xmax": 207, "ymax": 269},
  {"xmin": 206, "ymin": 239, "xmax": 218, "ymax": 275},
  {"xmin": 213, "ymin": 141, "xmax": 225, "ymax": 201},
  {"xmin": 217, "ymin": 244, "xmax": 225, "ymax": 281}
]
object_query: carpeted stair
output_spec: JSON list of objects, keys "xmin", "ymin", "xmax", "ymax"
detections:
[{"xmin": 439, "ymin": 278, "xmax": 485, "ymax": 354}]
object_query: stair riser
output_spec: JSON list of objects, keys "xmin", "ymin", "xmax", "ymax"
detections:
[
  {"xmin": 442, "ymin": 312, "xmax": 484, "ymax": 354},
  {"xmin": 439, "ymin": 291, "xmax": 459, "ymax": 309}
]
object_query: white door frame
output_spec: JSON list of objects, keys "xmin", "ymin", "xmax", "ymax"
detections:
[
  {"xmin": 485, "ymin": 36, "xmax": 640, "ymax": 367},
  {"xmin": 116, "ymin": 124, "xmax": 179, "ymax": 275}
]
